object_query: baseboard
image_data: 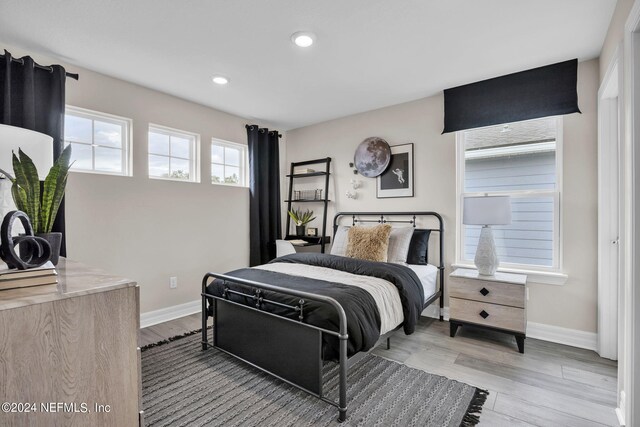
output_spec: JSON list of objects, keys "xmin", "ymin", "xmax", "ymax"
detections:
[
  {"xmin": 616, "ymin": 390, "xmax": 626, "ymax": 426},
  {"xmin": 526, "ymin": 321, "xmax": 598, "ymax": 351},
  {"xmin": 422, "ymin": 305, "xmax": 450, "ymax": 321},
  {"xmin": 616, "ymin": 407, "xmax": 625, "ymax": 426},
  {"xmin": 140, "ymin": 299, "xmax": 201, "ymax": 329}
]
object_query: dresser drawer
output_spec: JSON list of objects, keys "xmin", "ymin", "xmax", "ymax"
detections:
[
  {"xmin": 449, "ymin": 277, "xmax": 525, "ymax": 308},
  {"xmin": 450, "ymin": 297, "xmax": 526, "ymax": 333}
]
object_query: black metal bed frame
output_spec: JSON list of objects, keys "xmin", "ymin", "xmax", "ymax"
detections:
[{"xmin": 201, "ymin": 211, "xmax": 445, "ymax": 422}]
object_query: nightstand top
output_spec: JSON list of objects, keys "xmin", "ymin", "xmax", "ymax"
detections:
[{"xmin": 450, "ymin": 268, "xmax": 527, "ymax": 285}]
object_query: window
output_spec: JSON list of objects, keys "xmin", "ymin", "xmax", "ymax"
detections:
[
  {"xmin": 457, "ymin": 116, "xmax": 562, "ymax": 271},
  {"xmin": 148, "ymin": 125, "xmax": 199, "ymax": 182},
  {"xmin": 211, "ymin": 139, "xmax": 247, "ymax": 186},
  {"xmin": 64, "ymin": 106, "xmax": 131, "ymax": 176}
]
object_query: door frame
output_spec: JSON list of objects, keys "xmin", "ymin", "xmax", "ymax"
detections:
[
  {"xmin": 597, "ymin": 48, "xmax": 622, "ymax": 361},
  {"xmin": 618, "ymin": 2, "xmax": 640, "ymax": 425}
]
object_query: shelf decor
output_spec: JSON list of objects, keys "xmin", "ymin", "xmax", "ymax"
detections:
[
  {"xmin": 287, "ymin": 208, "xmax": 316, "ymax": 236},
  {"xmin": 293, "ymin": 189, "xmax": 323, "ymax": 201},
  {"xmin": 285, "ymin": 158, "xmax": 331, "ymax": 252}
]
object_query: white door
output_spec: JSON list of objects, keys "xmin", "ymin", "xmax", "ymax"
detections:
[{"xmin": 597, "ymin": 59, "xmax": 621, "ymax": 360}]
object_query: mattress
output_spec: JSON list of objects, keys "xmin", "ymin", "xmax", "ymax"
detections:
[{"xmin": 405, "ymin": 264, "xmax": 438, "ymax": 303}]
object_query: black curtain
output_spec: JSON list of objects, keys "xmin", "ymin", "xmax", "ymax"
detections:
[
  {"xmin": 443, "ymin": 59, "xmax": 580, "ymax": 133},
  {"xmin": 247, "ymin": 124, "xmax": 282, "ymax": 266},
  {"xmin": 0, "ymin": 49, "xmax": 67, "ymax": 255}
]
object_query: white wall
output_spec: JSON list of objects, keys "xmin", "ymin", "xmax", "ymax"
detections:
[
  {"xmin": 286, "ymin": 59, "xmax": 600, "ymax": 334},
  {"xmin": 2, "ymin": 44, "xmax": 252, "ymax": 313},
  {"xmin": 601, "ymin": 0, "xmax": 636, "ymax": 82}
]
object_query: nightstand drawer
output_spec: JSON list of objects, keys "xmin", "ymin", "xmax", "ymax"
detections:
[
  {"xmin": 450, "ymin": 297, "xmax": 526, "ymax": 333},
  {"xmin": 449, "ymin": 277, "xmax": 525, "ymax": 308}
]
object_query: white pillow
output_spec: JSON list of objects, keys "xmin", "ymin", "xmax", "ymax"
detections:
[
  {"xmin": 387, "ymin": 227, "xmax": 414, "ymax": 263},
  {"xmin": 330, "ymin": 225, "xmax": 350, "ymax": 256},
  {"xmin": 331, "ymin": 225, "xmax": 413, "ymax": 262}
]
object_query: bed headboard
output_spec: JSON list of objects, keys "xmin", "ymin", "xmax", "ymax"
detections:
[{"xmin": 332, "ymin": 211, "xmax": 444, "ymax": 272}]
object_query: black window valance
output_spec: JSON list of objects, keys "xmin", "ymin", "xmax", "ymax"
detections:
[{"xmin": 442, "ymin": 59, "xmax": 580, "ymax": 134}]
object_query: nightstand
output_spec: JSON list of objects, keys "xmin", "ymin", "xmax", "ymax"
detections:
[{"xmin": 449, "ymin": 268, "xmax": 527, "ymax": 353}]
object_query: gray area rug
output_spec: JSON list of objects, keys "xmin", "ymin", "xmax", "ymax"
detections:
[{"xmin": 141, "ymin": 330, "xmax": 487, "ymax": 426}]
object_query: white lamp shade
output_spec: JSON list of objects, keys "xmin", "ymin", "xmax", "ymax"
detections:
[
  {"xmin": 0, "ymin": 124, "xmax": 54, "ymax": 180},
  {"xmin": 463, "ymin": 196, "xmax": 512, "ymax": 225}
]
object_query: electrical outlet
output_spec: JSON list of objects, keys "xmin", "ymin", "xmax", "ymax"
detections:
[{"xmin": 170, "ymin": 277, "xmax": 178, "ymax": 289}]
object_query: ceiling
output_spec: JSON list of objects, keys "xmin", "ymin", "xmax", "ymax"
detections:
[{"xmin": 0, "ymin": 0, "xmax": 616, "ymax": 130}]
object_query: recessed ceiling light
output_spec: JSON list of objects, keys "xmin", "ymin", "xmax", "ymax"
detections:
[
  {"xmin": 212, "ymin": 76, "xmax": 229, "ymax": 85},
  {"xmin": 291, "ymin": 31, "xmax": 315, "ymax": 48}
]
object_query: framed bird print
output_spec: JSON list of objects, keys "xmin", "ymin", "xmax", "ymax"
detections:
[{"xmin": 376, "ymin": 143, "xmax": 414, "ymax": 198}]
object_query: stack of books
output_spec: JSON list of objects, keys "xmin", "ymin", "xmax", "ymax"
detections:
[
  {"xmin": 295, "ymin": 168, "xmax": 316, "ymax": 174},
  {"xmin": 0, "ymin": 261, "xmax": 58, "ymax": 291}
]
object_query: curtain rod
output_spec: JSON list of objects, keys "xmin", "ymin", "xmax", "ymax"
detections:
[
  {"xmin": 0, "ymin": 54, "xmax": 79, "ymax": 80},
  {"xmin": 245, "ymin": 124, "xmax": 282, "ymax": 138}
]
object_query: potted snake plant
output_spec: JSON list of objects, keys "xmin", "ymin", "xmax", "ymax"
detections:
[
  {"xmin": 288, "ymin": 208, "xmax": 316, "ymax": 236},
  {"xmin": 0, "ymin": 145, "xmax": 72, "ymax": 265}
]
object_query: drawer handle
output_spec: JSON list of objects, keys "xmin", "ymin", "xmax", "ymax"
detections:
[
  {"xmin": 480, "ymin": 287, "xmax": 490, "ymax": 296},
  {"xmin": 479, "ymin": 310, "xmax": 490, "ymax": 319}
]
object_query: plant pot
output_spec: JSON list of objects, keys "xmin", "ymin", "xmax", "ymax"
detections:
[
  {"xmin": 36, "ymin": 232, "xmax": 62, "ymax": 265},
  {"xmin": 296, "ymin": 225, "xmax": 306, "ymax": 236}
]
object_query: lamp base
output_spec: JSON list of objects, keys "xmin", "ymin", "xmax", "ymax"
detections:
[{"xmin": 474, "ymin": 225, "xmax": 500, "ymax": 276}]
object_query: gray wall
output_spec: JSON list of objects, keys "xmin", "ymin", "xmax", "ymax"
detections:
[{"xmin": 286, "ymin": 59, "xmax": 600, "ymax": 333}]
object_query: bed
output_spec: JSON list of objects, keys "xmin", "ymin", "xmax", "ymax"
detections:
[{"xmin": 201, "ymin": 211, "xmax": 444, "ymax": 422}]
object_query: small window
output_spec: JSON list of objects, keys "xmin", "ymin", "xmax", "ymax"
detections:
[
  {"xmin": 457, "ymin": 116, "xmax": 562, "ymax": 271},
  {"xmin": 211, "ymin": 139, "xmax": 247, "ymax": 186},
  {"xmin": 64, "ymin": 106, "xmax": 132, "ymax": 176},
  {"xmin": 148, "ymin": 125, "xmax": 200, "ymax": 182}
]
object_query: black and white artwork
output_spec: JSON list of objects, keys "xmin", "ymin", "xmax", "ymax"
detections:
[{"xmin": 376, "ymin": 143, "xmax": 414, "ymax": 198}]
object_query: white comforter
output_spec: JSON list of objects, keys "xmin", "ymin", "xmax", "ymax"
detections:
[{"xmin": 255, "ymin": 262, "xmax": 404, "ymax": 335}]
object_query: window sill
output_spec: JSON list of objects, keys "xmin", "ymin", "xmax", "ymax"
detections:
[
  {"xmin": 70, "ymin": 169, "xmax": 132, "ymax": 178},
  {"xmin": 149, "ymin": 176, "xmax": 200, "ymax": 184},
  {"xmin": 211, "ymin": 182, "xmax": 249, "ymax": 188},
  {"xmin": 451, "ymin": 263, "xmax": 568, "ymax": 285}
]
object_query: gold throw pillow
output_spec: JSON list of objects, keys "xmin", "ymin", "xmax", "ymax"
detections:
[{"xmin": 346, "ymin": 224, "xmax": 392, "ymax": 262}]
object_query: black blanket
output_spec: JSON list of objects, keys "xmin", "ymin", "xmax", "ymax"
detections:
[{"xmin": 206, "ymin": 253, "xmax": 424, "ymax": 358}]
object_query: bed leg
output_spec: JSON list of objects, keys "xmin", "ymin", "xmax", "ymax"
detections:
[
  {"xmin": 439, "ymin": 293, "xmax": 444, "ymax": 322},
  {"xmin": 338, "ymin": 334, "xmax": 348, "ymax": 422},
  {"xmin": 386, "ymin": 337, "xmax": 391, "ymax": 350},
  {"xmin": 201, "ymin": 294, "xmax": 208, "ymax": 351}
]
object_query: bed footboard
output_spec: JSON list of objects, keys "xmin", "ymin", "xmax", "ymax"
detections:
[{"xmin": 201, "ymin": 272, "xmax": 349, "ymax": 422}]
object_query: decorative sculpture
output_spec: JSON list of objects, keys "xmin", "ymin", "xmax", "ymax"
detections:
[{"xmin": 0, "ymin": 210, "xmax": 52, "ymax": 270}]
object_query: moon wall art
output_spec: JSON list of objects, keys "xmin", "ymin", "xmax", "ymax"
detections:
[{"xmin": 353, "ymin": 137, "xmax": 391, "ymax": 178}]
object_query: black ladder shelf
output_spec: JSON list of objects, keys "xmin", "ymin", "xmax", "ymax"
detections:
[{"xmin": 285, "ymin": 157, "xmax": 331, "ymax": 253}]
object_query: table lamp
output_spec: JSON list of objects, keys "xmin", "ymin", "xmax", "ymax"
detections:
[
  {"xmin": 463, "ymin": 195, "xmax": 512, "ymax": 276},
  {"xmin": 0, "ymin": 124, "xmax": 54, "ymax": 220}
]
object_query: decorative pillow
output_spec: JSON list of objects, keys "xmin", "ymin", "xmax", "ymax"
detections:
[
  {"xmin": 346, "ymin": 224, "xmax": 392, "ymax": 262},
  {"xmin": 387, "ymin": 227, "xmax": 414, "ymax": 264},
  {"xmin": 330, "ymin": 225, "xmax": 351, "ymax": 256},
  {"xmin": 407, "ymin": 229, "xmax": 431, "ymax": 265}
]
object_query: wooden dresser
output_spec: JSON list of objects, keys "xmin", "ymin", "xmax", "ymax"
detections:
[
  {"xmin": 0, "ymin": 259, "xmax": 142, "ymax": 426},
  {"xmin": 449, "ymin": 268, "xmax": 527, "ymax": 353}
]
